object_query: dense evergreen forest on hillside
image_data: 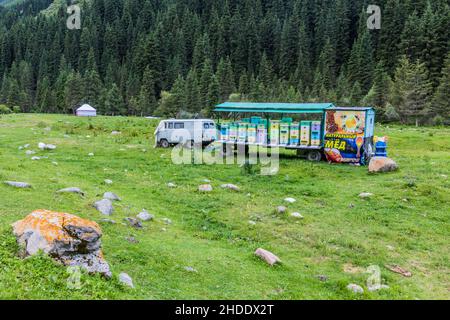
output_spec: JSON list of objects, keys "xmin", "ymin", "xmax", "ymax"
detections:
[{"xmin": 0, "ymin": 0, "xmax": 448, "ymax": 124}]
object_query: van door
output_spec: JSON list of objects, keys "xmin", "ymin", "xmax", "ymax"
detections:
[{"xmin": 202, "ymin": 121, "xmax": 217, "ymax": 142}]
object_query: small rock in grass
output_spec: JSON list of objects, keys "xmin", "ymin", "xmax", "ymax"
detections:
[
  {"xmin": 198, "ymin": 184, "xmax": 213, "ymax": 192},
  {"xmin": 276, "ymin": 206, "xmax": 287, "ymax": 214},
  {"xmin": 100, "ymin": 219, "xmax": 116, "ymax": 224},
  {"xmin": 255, "ymin": 248, "xmax": 281, "ymax": 266},
  {"xmin": 94, "ymin": 199, "xmax": 114, "ymax": 216},
  {"xmin": 119, "ymin": 273, "xmax": 134, "ymax": 288},
  {"xmin": 18, "ymin": 146, "xmax": 23, "ymax": 150},
  {"xmin": 167, "ymin": 182, "xmax": 177, "ymax": 188},
  {"xmin": 248, "ymin": 220, "xmax": 256, "ymax": 225},
  {"xmin": 184, "ymin": 266, "xmax": 197, "ymax": 273},
  {"xmin": 52, "ymin": 162, "xmax": 58, "ymax": 166},
  {"xmin": 284, "ymin": 197, "xmax": 296, "ymax": 204},
  {"xmin": 203, "ymin": 179, "xmax": 211, "ymax": 183},
  {"xmin": 38, "ymin": 142, "xmax": 46, "ymax": 150},
  {"xmin": 291, "ymin": 212, "xmax": 304, "ymax": 219},
  {"xmin": 386, "ymin": 245, "xmax": 395, "ymax": 251},
  {"xmin": 347, "ymin": 284, "xmax": 364, "ymax": 294},
  {"xmin": 124, "ymin": 217, "xmax": 143, "ymax": 229},
  {"xmin": 162, "ymin": 218, "xmax": 172, "ymax": 225},
  {"xmin": 221, "ymin": 184, "xmax": 240, "ymax": 191},
  {"xmin": 316, "ymin": 275, "xmax": 328, "ymax": 282},
  {"xmin": 57, "ymin": 187, "xmax": 85, "ymax": 196},
  {"xmin": 369, "ymin": 157, "xmax": 398, "ymax": 173},
  {"xmin": 103, "ymin": 192, "xmax": 121, "ymax": 201},
  {"xmin": 88, "ymin": 153, "xmax": 94, "ymax": 157},
  {"xmin": 4, "ymin": 181, "xmax": 31, "ymax": 188},
  {"xmin": 368, "ymin": 284, "xmax": 390, "ymax": 292},
  {"xmin": 26, "ymin": 150, "xmax": 36, "ymax": 155},
  {"xmin": 104, "ymin": 179, "xmax": 113, "ymax": 185},
  {"xmin": 125, "ymin": 236, "xmax": 139, "ymax": 244},
  {"xmin": 24, "ymin": 144, "xmax": 30, "ymax": 148},
  {"xmin": 45, "ymin": 144, "xmax": 57, "ymax": 150},
  {"xmin": 137, "ymin": 209, "xmax": 154, "ymax": 221},
  {"xmin": 349, "ymin": 203, "xmax": 355, "ymax": 208},
  {"xmin": 359, "ymin": 192, "xmax": 374, "ymax": 198},
  {"xmin": 111, "ymin": 131, "xmax": 121, "ymax": 136},
  {"xmin": 31, "ymin": 156, "xmax": 41, "ymax": 161}
]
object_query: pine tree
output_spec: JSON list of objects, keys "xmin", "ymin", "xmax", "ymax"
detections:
[
  {"xmin": 430, "ymin": 53, "xmax": 450, "ymax": 123},
  {"xmin": 137, "ymin": 66, "xmax": 157, "ymax": 116}
]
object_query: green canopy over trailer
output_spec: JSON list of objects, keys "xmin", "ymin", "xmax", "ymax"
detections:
[{"xmin": 213, "ymin": 102, "xmax": 376, "ymax": 165}]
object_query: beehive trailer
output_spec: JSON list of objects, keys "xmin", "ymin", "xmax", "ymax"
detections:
[{"xmin": 213, "ymin": 102, "xmax": 376, "ymax": 165}]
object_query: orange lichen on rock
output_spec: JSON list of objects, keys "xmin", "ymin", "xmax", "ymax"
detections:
[
  {"xmin": 12, "ymin": 209, "xmax": 111, "ymax": 278},
  {"xmin": 12, "ymin": 209, "xmax": 101, "ymax": 244}
]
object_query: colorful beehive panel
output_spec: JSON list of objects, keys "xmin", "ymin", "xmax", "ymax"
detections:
[
  {"xmin": 238, "ymin": 123, "xmax": 247, "ymax": 143},
  {"xmin": 279, "ymin": 123, "xmax": 290, "ymax": 145},
  {"xmin": 270, "ymin": 121, "xmax": 280, "ymax": 145},
  {"xmin": 310, "ymin": 121, "xmax": 321, "ymax": 146},
  {"xmin": 257, "ymin": 124, "xmax": 267, "ymax": 144},
  {"xmin": 300, "ymin": 121, "xmax": 311, "ymax": 146},
  {"xmin": 229, "ymin": 123, "xmax": 238, "ymax": 142},
  {"xmin": 247, "ymin": 124, "xmax": 257, "ymax": 144},
  {"xmin": 289, "ymin": 122, "xmax": 300, "ymax": 145},
  {"xmin": 220, "ymin": 123, "xmax": 229, "ymax": 141}
]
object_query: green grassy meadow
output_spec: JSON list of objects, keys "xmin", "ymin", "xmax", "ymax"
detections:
[{"xmin": 0, "ymin": 113, "xmax": 449, "ymax": 300}]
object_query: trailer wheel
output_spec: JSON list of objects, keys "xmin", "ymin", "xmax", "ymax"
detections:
[
  {"xmin": 160, "ymin": 139, "xmax": 170, "ymax": 148},
  {"xmin": 307, "ymin": 150, "xmax": 322, "ymax": 162}
]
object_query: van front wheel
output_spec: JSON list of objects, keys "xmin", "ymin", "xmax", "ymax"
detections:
[{"xmin": 160, "ymin": 139, "xmax": 170, "ymax": 148}]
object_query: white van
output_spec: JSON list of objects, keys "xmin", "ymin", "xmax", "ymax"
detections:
[{"xmin": 154, "ymin": 119, "xmax": 217, "ymax": 148}]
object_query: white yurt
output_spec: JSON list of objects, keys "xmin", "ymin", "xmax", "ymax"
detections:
[{"xmin": 76, "ymin": 104, "xmax": 97, "ymax": 117}]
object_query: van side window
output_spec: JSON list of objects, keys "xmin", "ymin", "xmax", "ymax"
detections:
[
  {"xmin": 164, "ymin": 122, "xmax": 167, "ymax": 129},
  {"xmin": 174, "ymin": 123, "xmax": 184, "ymax": 129},
  {"xmin": 168, "ymin": 123, "xmax": 173, "ymax": 129},
  {"xmin": 203, "ymin": 123, "xmax": 210, "ymax": 129}
]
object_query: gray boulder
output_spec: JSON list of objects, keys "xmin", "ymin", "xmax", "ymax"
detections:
[
  {"xmin": 369, "ymin": 157, "xmax": 398, "ymax": 173},
  {"xmin": 137, "ymin": 209, "xmax": 154, "ymax": 221},
  {"xmin": 57, "ymin": 187, "xmax": 85, "ymax": 196},
  {"xmin": 103, "ymin": 192, "xmax": 121, "ymax": 201},
  {"xmin": 124, "ymin": 217, "xmax": 143, "ymax": 229},
  {"xmin": 94, "ymin": 199, "xmax": 114, "ymax": 216},
  {"xmin": 4, "ymin": 181, "xmax": 31, "ymax": 188},
  {"xmin": 119, "ymin": 272, "xmax": 134, "ymax": 288},
  {"xmin": 220, "ymin": 184, "xmax": 240, "ymax": 191},
  {"xmin": 347, "ymin": 283, "xmax": 364, "ymax": 294}
]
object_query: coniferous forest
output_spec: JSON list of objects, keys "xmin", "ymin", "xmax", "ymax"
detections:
[{"xmin": 0, "ymin": 0, "xmax": 448, "ymax": 124}]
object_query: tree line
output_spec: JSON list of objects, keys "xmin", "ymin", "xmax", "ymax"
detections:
[{"xmin": 0, "ymin": 0, "xmax": 448, "ymax": 125}]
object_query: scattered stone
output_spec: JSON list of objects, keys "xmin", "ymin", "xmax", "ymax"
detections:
[
  {"xmin": 99, "ymin": 218, "xmax": 116, "ymax": 224},
  {"xmin": 18, "ymin": 146, "xmax": 23, "ymax": 150},
  {"xmin": 359, "ymin": 192, "xmax": 374, "ymax": 198},
  {"xmin": 386, "ymin": 245, "xmax": 395, "ymax": 251},
  {"xmin": 198, "ymin": 184, "xmax": 213, "ymax": 192},
  {"xmin": 369, "ymin": 157, "xmax": 399, "ymax": 173},
  {"xmin": 248, "ymin": 220, "xmax": 257, "ymax": 225},
  {"xmin": 316, "ymin": 275, "xmax": 328, "ymax": 282},
  {"xmin": 349, "ymin": 203, "xmax": 355, "ymax": 208},
  {"xmin": 137, "ymin": 209, "xmax": 154, "ymax": 221},
  {"xmin": 284, "ymin": 197, "xmax": 296, "ymax": 204},
  {"xmin": 103, "ymin": 192, "xmax": 121, "ymax": 201},
  {"xmin": 93, "ymin": 199, "xmax": 114, "ymax": 216},
  {"xmin": 290, "ymin": 212, "xmax": 304, "ymax": 219},
  {"xmin": 119, "ymin": 272, "xmax": 134, "ymax": 288},
  {"xmin": 124, "ymin": 217, "xmax": 143, "ymax": 229},
  {"xmin": 167, "ymin": 182, "xmax": 177, "ymax": 188},
  {"xmin": 38, "ymin": 142, "xmax": 46, "ymax": 150},
  {"xmin": 104, "ymin": 179, "xmax": 113, "ymax": 185},
  {"xmin": 88, "ymin": 153, "xmax": 94, "ymax": 157},
  {"xmin": 221, "ymin": 184, "xmax": 240, "ymax": 191},
  {"xmin": 12, "ymin": 210, "xmax": 111, "ymax": 278},
  {"xmin": 57, "ymin": 187, "xmax": 85, "ymax": 196},
  {"xmin": 203, "ymin": 179, "xmax": 211, "ymax": 183},
  {"xmin": 25, "ymin": 150, "xmax": 36, "ymax": 155},
  {"xmin": 45, "ymin": 144, "xmax": 57, "ymax": 150},
  {"xmin": 368, "ymin": 284, "xmax": 390, "ymax": 292},
  {"xmin": 255, "ymin": 248, "xmax": 281, "ymax": 266},
  {"xmin": 162, "ymin": 218, "xmax": 172, "ymax": 225},
  {"xmin": 24, "ymin": 144, "xmax": 30, "ymax": 148},
  {"xmin": 276, "ymin": 206, "xmax": 287, "ymax": 214},
  {"xmin": 347, "ymin": 284, "xmax": 364, "ymax": 294},
  {"xmin": 4, "ymin": 181, "xmax": 31, "ymax": 188},
  {"xmin": 31, "ymin": 156, "xmax": 41, "ymax": 161},
  {"xmin": 125, "ymin": 236, "xmax": 139, "ymax": 244},
  {"xmin": 184, "ymin": 266, "xmax": 197, "ymax": 273},
  {"xmin": 161, "ymin": 227, "xmax": 167, "ymax": 232},
  {"xmin": 385, "ymin": 264, "xmax": 412, "ymax": 277},
  {"xmin": 52, "ymin": 162, "xmax": 58, "ymax": 166},
  {"xmin": 111, "ymin": 131, "xmax": 121, "ymax": 135}
]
